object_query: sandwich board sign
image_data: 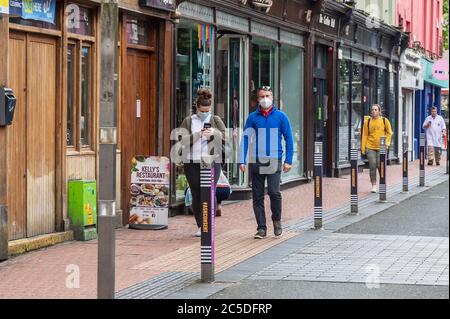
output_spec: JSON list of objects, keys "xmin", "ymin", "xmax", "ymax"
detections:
[{"xmin": 129, "ymin": 156, "xmax": 170, "ymax": 230}]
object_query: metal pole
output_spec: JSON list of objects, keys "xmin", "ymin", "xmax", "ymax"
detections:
[
  {"xmin": 97, "ymin": 0, "xmax": 118, "ymax": 299},
  {"xmin": 314, "ymin": 142, "xmax": 323, "ymax": 229},
  {"xmin": 350, "ymin": 139, "xmax": 358, "ymax": 215},
  {"xmin": 200, "ymin": 156, "xmax": 215, "ymax": 283},
  {"xmin": 402, "ymin": 133, "xmax": 409, "ymax": 193},
  {"xmin": 379, "ymin": 136, "xmax": 387, "ymax": 202},
  {"xmin": 419, "ymin": 133, "xmax": 425, "ymax": 187}
]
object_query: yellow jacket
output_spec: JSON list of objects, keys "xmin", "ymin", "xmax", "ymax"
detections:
[{"xmin": 361, "ymin": 117, "xmax": 393, "ymax": 154}]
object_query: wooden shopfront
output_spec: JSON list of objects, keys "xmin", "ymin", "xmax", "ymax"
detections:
[
  {"xmin": 118, "ymin": 0, "xmax": 174, "ymax": 225},
  {"xmin": 6, "ymin": 0, "xmax": 101, "ymax": 240}
]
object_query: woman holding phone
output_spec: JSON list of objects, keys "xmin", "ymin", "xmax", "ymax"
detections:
[{"xmin": 179, "ymin": 88, "xmax": 226, "ymax": 236}]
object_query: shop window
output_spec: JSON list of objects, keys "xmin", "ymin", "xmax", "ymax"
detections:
[
  {"xmin": 66, "ymin": 5, "xmax": 96, "ymax": 151},
  {"xmin": 280, "ymin": 45, "xmax": 304, "ymax": 179},
  {"xmin": 67, "ymin": 44, "xmax": 76, "ymax": 146},
  {"xmin": 251, "ymin": 37, "xmax": 279, "ymax": 109},
  {"xmin": 377, "ymin": 69, "xmax": 387, "ymax": 110},
  {"xmin": 67, "ymin": 4, "xmax": 94, "ymax": 36},
  {"xmin": 126, "ymin": 18, "xmax": 150, "ymax": 46},
  {"xmin": 338, "ymin": 60, "xmax": 351, "ymax": 165},
  {"xmin": 10, "ymin": 0, "xmax": 60, "ymax": 30},
  {"xmin": 174, "ymin": 20, "xmax": 214, "ymax": 201}
]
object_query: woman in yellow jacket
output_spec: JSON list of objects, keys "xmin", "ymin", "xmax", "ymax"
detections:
[{"xmin": 361, "ymin": 104, "xmax": 393, "ymax": 193}]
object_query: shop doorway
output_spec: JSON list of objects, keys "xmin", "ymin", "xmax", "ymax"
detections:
[
  {"xmin": 121, "ymin": 48, "xmax": 157, "ymax": 224},
  {"xmin": 216, "ymin": 34, "xmax": 249, "ymax": 188},
  {"xmin": 7, "ymin": 32, "xmax": 57, "ymax": 240}
]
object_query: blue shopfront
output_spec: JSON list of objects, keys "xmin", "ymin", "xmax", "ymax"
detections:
[{"xmin": 413, "ymin": 58, "xmax": 448, "ymax": 159}]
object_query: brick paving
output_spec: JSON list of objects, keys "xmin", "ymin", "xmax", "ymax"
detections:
[{"xmin": 0, "ymin": 159, "xmax": 446, "ymax": 298}]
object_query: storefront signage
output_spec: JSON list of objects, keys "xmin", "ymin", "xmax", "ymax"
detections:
[
  {"xmin": 8, "ymin": 0, "xmax": 22, "ymax": 16},
  {"xmin": 280, "ymin": 30, "xmax": 304, "ymax": 48},
  {"xmin": 139, "ymin": 0, "xmax": 176, "ymax": 12},
  {"xmin": 216, "ymin": 10, "xmax": 249, "ymax": 33},
  {"xmin": 319, "ymin": 13, "xmax": 336, "ymax": 29},
  {"xmin": 251, "ymin": 21, "xmax": 278, "ymax": 41},
  {"xmin": 129, "ymin": 156, "xmax": 170, "ymax": 230},
  {"xmin": 178, "ymin": 1, "xmax": 213, "ymax": 24},
  {"xmin": 1, "ymin": 0, "xmax": 9, "ymax": 14},
  {"xmin": 21, "ymin": 0, "xmax": 55, "ymax": 24},
  {"xmin": 432, "ymin": 58, "xmax": 449, "ymax": 81}
]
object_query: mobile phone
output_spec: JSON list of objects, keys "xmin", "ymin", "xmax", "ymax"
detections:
[{"xmin": 203, "ymin": 123, "xmax": 212, "ymax": 129}]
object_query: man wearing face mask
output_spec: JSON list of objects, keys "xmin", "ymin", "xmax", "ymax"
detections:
[{"xmin": 239, "ymin": 86, "xmax": 294, "ymax": 239}]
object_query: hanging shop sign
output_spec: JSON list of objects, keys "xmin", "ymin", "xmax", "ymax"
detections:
[
  {"xmin": 432, "ymin": 58, "xmax": 449, "ymax": 81},
  {"xmin": 129, "ymin": 156, "xmax": 170, "ymax": 230},
  {"xmin": 139, "ymin": 0, "xmax": 176, "ymax": 12}
]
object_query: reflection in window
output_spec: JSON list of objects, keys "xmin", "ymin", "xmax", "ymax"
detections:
[
  {"xmin": 388, "ymin": 72, "xmax": 398, "ymax": 158},
  {"xmin": 175, "ymin": 20, "xmax": 214, "ymax": 201},
  {"xmin": 338, "ymin": 60, "xmax": 350, "ymax": 165},
  {"xmin": 126, "ymin": 18, "xmax": 150, "ymax": 46},
  {"xmin": 251, "ymin": 37, "xmax": 279, "ymax": 110},
  {"xmin": 280, "ymin": 45, "xmax": 303, "ymax": 179},
  {"xmin": 377, "ymin": 69, "xmax": 386, "ymax": 109},
  {"xmin": 67, "ymin": 5, "xmax": 93, "ymax": 36},
  {"xmin": 67, "ymin": 44, "xmax": 75, "ymax": 146},
  {"xmin": 80, "ymin": 47, "xmax": 90, "ymax": 146}
]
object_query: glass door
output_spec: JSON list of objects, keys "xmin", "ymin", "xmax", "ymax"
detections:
[{"xmin": 217, "ymin": 34, "xmax": 249, "ymax": 188}]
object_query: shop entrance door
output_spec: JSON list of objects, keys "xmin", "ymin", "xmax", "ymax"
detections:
[
  {"xmin": 7, "ymin": 32, "xmax": 57, "ymax": 239},
  {"xmin": 121, "ymin": 48, "xmax": 157, "ymax": 224},
  {"xmin": 216, "ymin": 34, "xmax": 249, "ymax": 188}
]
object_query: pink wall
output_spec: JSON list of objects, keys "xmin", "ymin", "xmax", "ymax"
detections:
[{"xmin": 396, "ymin": 0, "xmax": 443, "ymax": 57}]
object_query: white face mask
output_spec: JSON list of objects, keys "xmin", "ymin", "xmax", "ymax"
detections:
[{"xmin": 259, "ymin": 97, "xmax": 273, "ymax": 109}]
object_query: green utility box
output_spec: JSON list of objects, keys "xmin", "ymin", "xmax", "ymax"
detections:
[{"xmin": 68, "ymin": 180, "xmax": 97, "ymax": 241}]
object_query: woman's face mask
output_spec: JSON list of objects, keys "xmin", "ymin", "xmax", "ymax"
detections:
[
  {"xmin": 259, "ymin": 97, "xmax": 273, "ymax": 109},
  {"xmin": 197, "ymin": 110, "xmax": 210, "ymax": 121}
]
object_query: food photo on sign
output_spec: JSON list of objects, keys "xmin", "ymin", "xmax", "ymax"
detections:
[{"xmin": 129, "ymin": 156, "xmax": 170, "ymax": 230}]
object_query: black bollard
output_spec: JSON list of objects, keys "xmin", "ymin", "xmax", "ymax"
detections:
[
  {"xmin": 419, "ymin": 133, "xmax": 425, "ymax": 187},
  {"xmin": 314, "ymin": 142, "xmax": 323, "ymax": 229},
  {"xmin": 350, "ymin": 139, "xmax": 358, "ymax": 215},
  {"xmin": 402, "ymin": 133, "xmax": 409, "ymax": 193},
  {"xmin": 379, "ymin": 136, "xmax": 387, "ymax": 202},
  {"xmin": 446, "ymin": 128, "xmax": 449, "ymax": 175},
  {"xmin": 200, "ymin": 156, "xmax": 215, "ymax": 283}
]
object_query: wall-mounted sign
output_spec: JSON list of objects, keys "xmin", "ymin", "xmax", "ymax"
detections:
[
  {"xmin": 1, "ymin": 0, "xmax": 9, "ymax": 14},
  {"xmin": 319, "ymin": 13, "xmax": 336, "ymax": 29},
  {"xmin": 139, "ymin": 0, "xmax": 176, "ymax": 12},
  {"xmin": 22, "ymin": 0, "xmax": 56, "ymax": 24},
  {"xmin": 432, "ymin": 58, "xmax": 449, "ymax": 81},
  {"xmin": 241, "ymin": 0, "xmax": 273, "ymax": 13},
  {"xmin": 8, "ymin": 0, "xmax": 22, "ymax": 16},
  {"xmin": 129, "ymin": 156, "xmax": 170, "ymax": 230}
]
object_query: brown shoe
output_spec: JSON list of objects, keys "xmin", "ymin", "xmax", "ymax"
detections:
[
  {"xmin": 215, "ymin": 205, "xmax": 222, "ymax": 217},
  {"xmin": 428, "ymin": 161, "xmax": 434, "ymax": 166}
]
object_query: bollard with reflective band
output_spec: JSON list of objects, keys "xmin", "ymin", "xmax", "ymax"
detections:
[
  {"xmin": 419, "ymin": 133, "xmax": 425, "ymax": 187},
  {"xmin": 379, "ymin": 136, "xmax": 387, "ymax": 202},
  {"xmin": 402, "ymin": 133, "xmax": 409, "ymax": 193},
  {"xmin": 446, "ymin": 129, "xmax": 449, "ymax": 175},
  {"xmin": 200, "ymin": 156, "xmax": 215, "ymax": 283},
  {"xmin": 350, "ymin": 139, "xmax": 358, "ymax": 215},
  {"xmin": 313, "ymin": 142, "xmax": 323, "ymax": 229}
]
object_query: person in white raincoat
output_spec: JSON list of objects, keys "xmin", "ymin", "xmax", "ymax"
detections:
[{"xmin": 423, "ymin": 106, "xmax": 447, "ymax": 166}]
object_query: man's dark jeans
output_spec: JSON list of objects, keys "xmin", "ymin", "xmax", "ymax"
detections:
[{"xmin": 250, "ymin": 160, "xmax": 282, "ymax": 231}]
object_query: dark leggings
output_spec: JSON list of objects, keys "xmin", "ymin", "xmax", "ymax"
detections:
[{"xmin": 184, "ymin": 163, "xmax": 221, "ymax": 228}]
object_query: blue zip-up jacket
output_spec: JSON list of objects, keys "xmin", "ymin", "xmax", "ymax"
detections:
[{"xmin": 239, "ymin": 106, "xmax": 294, "ymax": 165}]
